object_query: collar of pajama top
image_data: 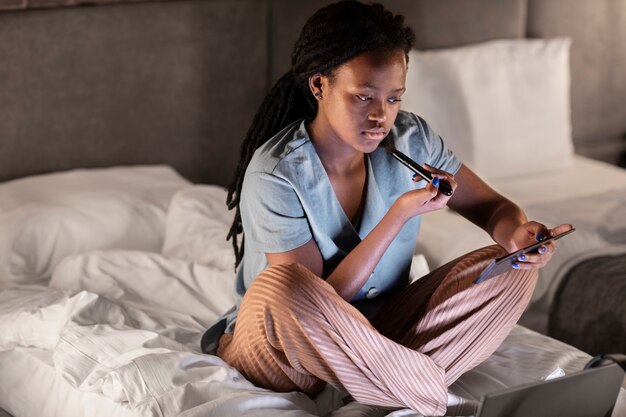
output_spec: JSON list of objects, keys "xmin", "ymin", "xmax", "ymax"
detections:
[{"xmin": 236, "ymin": 110, "xmax": 462, "ymax": 303}]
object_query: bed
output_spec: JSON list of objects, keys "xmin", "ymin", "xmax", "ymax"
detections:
[{"xmin": 1, "ymin": 0, "xmax": 625, "ymax": 416}]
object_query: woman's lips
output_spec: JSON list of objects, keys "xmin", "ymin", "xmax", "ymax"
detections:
[{"xmin": 362, "ymin": 129, "xmax": 386, "ymax": 140}]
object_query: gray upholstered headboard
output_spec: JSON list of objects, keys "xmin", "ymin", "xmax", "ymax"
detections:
[
  {"xmin": 0, "ymin": 0, "xmax": 268, "ymax": 185},
  {"xmin": 1, "ymin": 0, "xmax": 625, "ymax": 185}
]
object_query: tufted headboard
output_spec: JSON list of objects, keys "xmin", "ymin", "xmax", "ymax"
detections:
[{"xmin": 1, "ymin": 0, "xmax": 624, "ymax": 185}]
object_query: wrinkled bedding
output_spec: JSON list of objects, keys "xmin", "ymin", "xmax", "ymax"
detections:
[
  {"xmin": 1, "ymin": 157, "xmax": 625, "ymax": 417},
  {"xmin": 2, "ymin": 248, "xmax": 620, "ymax": 417}
]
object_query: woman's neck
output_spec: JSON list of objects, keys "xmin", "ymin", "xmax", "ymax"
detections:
[{"xmin": 307, "ymin": 117, "xmax": 364, "ymax": 176}]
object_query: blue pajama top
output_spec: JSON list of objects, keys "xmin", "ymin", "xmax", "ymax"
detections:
[{"xmin": 201, "ymin": 110, "xmax": 462, "ymax": 354}]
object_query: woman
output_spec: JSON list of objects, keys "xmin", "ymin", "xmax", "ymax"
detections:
[{"xmin": 201, "ymin": 1, "xmax": 569, "ymax": 415}]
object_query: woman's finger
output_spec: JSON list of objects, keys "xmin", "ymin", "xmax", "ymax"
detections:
[
  {"xmin": 423, "ymin": 163, "xmax": 452, "ymax": 176},
  {"xmin": 514, "ymin": 241, "xmax": 557, "ymax": 270},
  {"xmin": 423, "ymin": 164, "xmax": 458, "ymax": 194},
  {"xmin": 550, "ymin": 223, "xmax": 574, "ymax": 236}
]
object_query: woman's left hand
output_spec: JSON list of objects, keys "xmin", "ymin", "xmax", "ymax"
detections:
[{"xmin": 509, "ymin": 222, "xmax": 573, "ymax": 270}]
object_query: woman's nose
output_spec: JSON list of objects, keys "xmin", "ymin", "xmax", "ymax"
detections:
[{"xmin": 368, "ymin": 101, "xmax": 387, "ymax": 123}]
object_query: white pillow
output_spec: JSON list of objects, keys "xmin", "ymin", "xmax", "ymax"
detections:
[
  {"xmin": 50, "ymin": 249, "xmax": 239, "ymax": 328},
  {"xmin": 0, "ymin": 165, "xmax": 190, "ymax": 286},
  {"xmin": 403, "ymin": 38, "xmax": 574, "ymax": 180},
  {"xmin": 162, "ymin": 185, "xmax": 236, "ymax": 271}
]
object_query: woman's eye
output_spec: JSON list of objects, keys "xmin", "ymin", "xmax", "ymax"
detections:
[{"xmin": 355, "ymin": 95, "xmax": 402, "ymax": 103}]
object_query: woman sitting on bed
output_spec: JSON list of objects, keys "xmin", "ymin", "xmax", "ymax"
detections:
[{"xmin": 202, "ymin": 1, "xmax": 569, "ymax": 415}]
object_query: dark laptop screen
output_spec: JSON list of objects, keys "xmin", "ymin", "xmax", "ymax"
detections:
[{"xmin": 477, "ymin": 364, "xmax": 623, "ymax": 417}]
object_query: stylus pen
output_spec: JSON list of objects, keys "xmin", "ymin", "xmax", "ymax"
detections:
[{"xmin": 390, "ymin": 149, "xmax": 454, "ymax": 196}]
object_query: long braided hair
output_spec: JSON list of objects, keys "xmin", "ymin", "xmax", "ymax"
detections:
[{"xmin": 226, "ymin": 1, "xmax": 416, "ymax": 267}]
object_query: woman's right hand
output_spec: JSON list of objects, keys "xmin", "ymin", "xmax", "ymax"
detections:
[{"xmin": 393, "ymin": 168, "xmax": 457, "ymax": 221}]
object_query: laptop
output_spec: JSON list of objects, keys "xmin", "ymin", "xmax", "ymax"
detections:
[{"xmin": 476, "ymin": 364, "xmax": 624, "ymax": 417}]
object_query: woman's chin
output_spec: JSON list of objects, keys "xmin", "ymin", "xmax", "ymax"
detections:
[{"xmin": 360, "ymin": 138, "xmax": 384, "ymax": 153}]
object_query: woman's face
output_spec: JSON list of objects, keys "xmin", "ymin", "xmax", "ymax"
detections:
[{"xmin": 315, "ymin": 49, "xmax": 407, "ymax": 154}]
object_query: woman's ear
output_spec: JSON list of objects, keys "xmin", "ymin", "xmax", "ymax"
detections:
[{"xmin": 309, "ymin": 74, "xmax": 324, "ymax": 101}]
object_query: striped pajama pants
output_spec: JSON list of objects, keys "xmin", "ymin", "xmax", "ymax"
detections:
[{"xmin": 216, "ymin": 245, "xmax": 538, "ymax": 416}]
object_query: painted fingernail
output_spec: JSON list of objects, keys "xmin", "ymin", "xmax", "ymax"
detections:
[
  {"xmin": 519, "ymin": 254, "xmax": 526, "ymax": 261},
  {"xmin": 412, "ymin": 173, "xmax": 418, "ymax": 180},
  {"xmin": 536, "ymin": 233, "xmax": 544, "ymax": 241},
  {"xmin": 513, "ymin": 262, "xmax": 520, "ymax": 269},
  {"xmin": 432, "ymin": 177, "xmax": 440, "ymax": 187},
  {"xmin": 538, "ymin": 245, "xmax": 547, "ymax": 254}
]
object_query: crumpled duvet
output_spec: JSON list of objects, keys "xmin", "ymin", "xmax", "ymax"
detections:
[{"xmin": 0, "ymin": 249, "xmax": 604, "ymax": 417}]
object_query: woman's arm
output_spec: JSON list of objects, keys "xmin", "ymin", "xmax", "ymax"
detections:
[
  {"xmin": 267, "ymin": 181, "xmax": 451, "ymax": 301},
  {"xmin": 268, "ymin": 204, "xmax": 405, "ymax": 300},
  {"xmin": 446, "ymin": 164, "xmax": 528, "ymax": 251},
  {"xmin": 447, "ymin": 164, "xmax": 570, "ymax": 268},
  {"xmin": 267, "ymin": 163, "xmax": 566, "ymax": 299}
]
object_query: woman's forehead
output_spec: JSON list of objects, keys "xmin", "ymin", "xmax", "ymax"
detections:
[{"xmin": 333, "ymin": 50, "xmax": 407, "ymax": 90}]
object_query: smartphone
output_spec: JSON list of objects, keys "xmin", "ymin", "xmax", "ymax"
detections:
[
  {"xmin": 475, "ymin": 227, "xmax": 576, "ymax": 284},
  {"xmin": 390, "ymin": 149, "xmax": 454, "ymax": 196}
]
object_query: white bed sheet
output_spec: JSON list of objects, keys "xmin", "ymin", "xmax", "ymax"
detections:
[
  {"xmin": 0, "ymin": 347, "xmax": 134, "ymax": 417},
  {"xmin": 1, "ymin": 322, "xmax": 622, "ymax": 417},
  {"xmin": 1, "ymin": 247, "xmax": 623, "ymax": 417},
  {"xmin": 415, "ymin": 155, "xmax": 626, "ymax": 333}
]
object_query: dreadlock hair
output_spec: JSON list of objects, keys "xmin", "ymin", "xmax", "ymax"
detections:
[{"xmin": 226, "ymin": 0, "xmax": 416, "ymax": 267}]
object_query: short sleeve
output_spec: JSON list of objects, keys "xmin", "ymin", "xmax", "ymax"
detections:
[
  {"xmin": 240, "ymin": 171, "xmax": 312, "ymax": 253},
  {"xmin": 411, "ymin": 114, "xmax": 462, "ymax": 175}
]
